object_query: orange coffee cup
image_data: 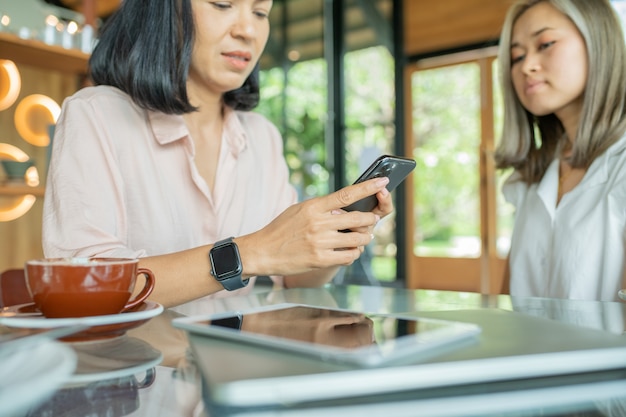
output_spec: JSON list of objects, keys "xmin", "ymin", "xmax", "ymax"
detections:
[{"xmin": 25, "ymin": 258, "xmax": 155, "ymax": 318}]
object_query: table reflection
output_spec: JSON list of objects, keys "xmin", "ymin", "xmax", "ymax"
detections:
[
  {"xmin": 27, "ymin": 370, "xmax": 155, "ymax": 417},
  {"xmin": 235, "ymin": 306, "xmax": 375, "ymax": 348},
  {"xmin": 15, "ymin": 285, "xmax": 626, "ymax": 416}
]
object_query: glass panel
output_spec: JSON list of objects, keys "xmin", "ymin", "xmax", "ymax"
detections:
[
  {"xmin": 257, "ymin": 0, "xmax": 328, "ymax": 200},
  {"xmin": 344, "ymin": 45, "xmax": 396, "ymax": 282},
  {"xmin": 283, "ymin": 60, "xmax": 329, "ymax": 199},
  {"xmin": 492, "ymin": 59, "xmax": 515, "ymax": 258},
  {"xmin": 411, "ymin": 63, "xmax": 481, "ymax": 258},
  {"xmin": 259, "ymin": 0, "xmax": 399, "ymax": 284},
  {"xmin": 342, "ymin": 0, "xmax": 396, "ymax": 283},
  {"xmin": 344, "ymin": 46, "xmax": 395, "ymax": 181}
]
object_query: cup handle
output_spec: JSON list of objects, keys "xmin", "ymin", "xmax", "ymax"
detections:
[
  {"xmin": 136, "ymin": 368, "xmax": 157, "ymax": 389},
  {"xmin": 122, "ymin": 267, "xmax": 155, "ymax": 312}
]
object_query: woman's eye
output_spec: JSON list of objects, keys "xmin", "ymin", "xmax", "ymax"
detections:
[
  {"xmin": 211, "ymin": 2, "xmax": 231, "ymax": 10},
  {"xmin": 511, "ymin": 55, "xmax": 524, "ymax": 65},
  {"xmin": 254, "ymin": 10, "xmax": 269, "ymax": 18},
  {"xmin": 538, "ymin": 41, "xmax": 555, "ymax": 51}
]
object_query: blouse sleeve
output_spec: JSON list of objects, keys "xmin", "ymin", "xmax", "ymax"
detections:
[{"xmin": 42, "ymin": 91, "xmax": 146, "ymax": 259}]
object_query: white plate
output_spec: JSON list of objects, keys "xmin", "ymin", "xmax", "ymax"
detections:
[
  {"xmin": 0, "ymin": 301, "xmax": 164, "ymax": 329},
  {"xmin": 0, "ymin": 340, "xmax": 76, "ymax": 417},
  {"xmin": 68, "ymin": 335, "xmax": 163, "ymax": 384}
]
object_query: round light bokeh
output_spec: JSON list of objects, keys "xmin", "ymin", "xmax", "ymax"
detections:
[
  {"xmin": 14, "ymin": 94, "xmax": 61, "ymax": 147},
  {"xmin": 0, "ymin": 60, "xmax": 21, "ymax": 112},
  {"xmin": 0, "ymin": 143, "xmax": 40, "ymax": 222}
]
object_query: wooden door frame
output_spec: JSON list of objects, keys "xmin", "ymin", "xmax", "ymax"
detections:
[{"xmin": 404, "ymin": 47, "xmax": 506, "ymax": 294}]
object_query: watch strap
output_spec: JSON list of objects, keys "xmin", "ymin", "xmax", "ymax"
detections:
[{"xmin": 221, "ymin": 274, "xmax": 249, "ymax": 291}]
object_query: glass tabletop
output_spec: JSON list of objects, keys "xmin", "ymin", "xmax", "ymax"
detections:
[{"xmin": 10, "ymin": 285, "xmax": 626, "ymax": 417}]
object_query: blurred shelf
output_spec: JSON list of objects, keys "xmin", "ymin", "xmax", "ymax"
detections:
[
  {"xmin": 0, "ymin": 31, "xmax": 89, "ymax": 74},
  {"xmin": 0, "ymin": 185, "xmax": 45, "ymax": 197}
]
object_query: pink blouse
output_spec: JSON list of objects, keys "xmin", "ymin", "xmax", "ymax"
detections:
[{"xmin": 43, "ymin": 86, "xmax": 298, "ymax": 297}]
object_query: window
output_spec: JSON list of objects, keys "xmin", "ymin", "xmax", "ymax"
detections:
[
  {"xmin": 406, "ymin": 49, "xmax": 511, "ymax": 294},
  {"xmin": 412, "ymin": 62, "xmax": 481, "ymax": 258},
  {"xmin": 256, "ymin": 0, "xmax": 402, "ymax": 286}
]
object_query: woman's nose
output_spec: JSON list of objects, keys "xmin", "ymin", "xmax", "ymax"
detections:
[
  {"xmin": 521, "ymin": 52, "xmax": 540, "ymax": 74},
  {"xmin": 231, "ymin": 12, "xmax": 256, "ymax": 40}
]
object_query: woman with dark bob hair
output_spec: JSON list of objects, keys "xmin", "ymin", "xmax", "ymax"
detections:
[
  {"xmin": 43, "ymin": 0, "xmax": 393, "ymax": 307},
  {"xmin": 496, "ymin": 0, "xmax": 626, "ymax": 301}
]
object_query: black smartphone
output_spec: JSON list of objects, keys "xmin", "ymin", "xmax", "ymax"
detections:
[{"xmin": 342, "ymin": 155, "xmax": 416, "ymax": 212}]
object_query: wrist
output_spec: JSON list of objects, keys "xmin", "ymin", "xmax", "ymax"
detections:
[{"xmin": 234, "ymin": 234, "xmax": 267, "ymax": 278}]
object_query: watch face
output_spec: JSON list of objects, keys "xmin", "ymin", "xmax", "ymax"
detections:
[{"xmin": 211, "ymin": 243, "xmax": 242, "ymax": 281}]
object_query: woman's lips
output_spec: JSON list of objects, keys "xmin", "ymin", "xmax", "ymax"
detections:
[
  {"xmin": 222, "ymin": 51, "xmax": 252, "ymax": 70},
  {"xmin": 524, "ymin": 79, "xmax": 546, "ymax": 95}
]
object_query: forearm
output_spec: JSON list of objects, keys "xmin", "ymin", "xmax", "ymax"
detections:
[
  {"xmin": 138, "ymin": 245, "xmax": 223, "ymax": 308},
  {"xmin": 139, "ymin": 233, "xmax": 336, "ymax": 307},
  {"xmin": 140, "ymin": 239, "xmax": 339, "ymax": 307}
]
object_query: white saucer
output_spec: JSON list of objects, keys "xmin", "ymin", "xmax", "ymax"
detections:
[
  {"xmin": 0, "ymin": 301, "xmax": 163, "ymax": 329},
  {"xmin": 68, "ymin": 335, "xmax": 163, "ymax": 384},
  {"xmin": 0, "ymin": 301, "xmax": 164, "ymax": 341},
  {"xmin": 0, "ymin": 340, "xmax": 76, "ymax": 417}
]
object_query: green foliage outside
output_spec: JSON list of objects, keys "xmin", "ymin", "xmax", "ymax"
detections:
[
  {"xmin": 256, "ymin": 62, "xmax": 330, "ymax": 200},
  {"xmin": 411, "ymin": 64, "xmax": 481, "ymax": 256},
  {"xmin": 344, "ymin": 47, "xmax": 396, "ymax": 181}
]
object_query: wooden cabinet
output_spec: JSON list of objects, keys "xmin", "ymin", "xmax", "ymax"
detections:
[
  {"xmin": 0, "ymin": 31, "xmax": 88, "ymax": 197},
  {"xmin": 0, "ymin": 185, "xmax": 45, "ymax": 197},
  {"xmin": 0, "ymin": 31, "xmax": 88, "ymax": 270},
  {"xmin": 0, "ymin": 31, "xmax": 89, "ymax": 74}
]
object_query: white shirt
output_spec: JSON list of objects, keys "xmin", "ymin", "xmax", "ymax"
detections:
[
  {"xmin": 43, "ymin": 86, "xmax": 298, "ymax": 297},
  {"xmin": 503, "ymin": 135, "xmax": 626, "ymax": 302}
]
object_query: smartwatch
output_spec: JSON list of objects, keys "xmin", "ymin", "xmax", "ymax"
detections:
[{"xmin": 209, "ymin": 237, "xmax": 248, "ymax": 291}]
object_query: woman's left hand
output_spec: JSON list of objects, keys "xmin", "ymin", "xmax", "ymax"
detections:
[{"xmin": 333, "ymin": 186, "xmax": 393, "ymax": 251}]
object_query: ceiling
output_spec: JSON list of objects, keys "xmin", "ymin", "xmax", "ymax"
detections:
[
  {"xmin": 44, "ymin": 0, "xmax": 120, "ymax": 19},
  {"xmin": 42, "ymin": 0, "xmax": 512, "ymax": 66},
  {"xmin": 261, "ymin": 0, "xmax": 393, "ymax": 69},
  {"xmin": 404, "ymin": 0, "xmax": 512, "ymax": 58}
]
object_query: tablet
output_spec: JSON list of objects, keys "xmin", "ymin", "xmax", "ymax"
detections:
[{"xmin": 172, "ymin": 304, "xmax": 481, "ymax": 367}]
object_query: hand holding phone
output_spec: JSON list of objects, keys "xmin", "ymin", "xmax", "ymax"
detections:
[{"xmin": 342, "ymin": 155, "xmax": 416, "ymax": 212}]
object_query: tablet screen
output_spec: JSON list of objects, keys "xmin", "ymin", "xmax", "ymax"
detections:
[
  {"xmin": 206, "ymin": 306, "xmax": 448, "ymax": 351},
  {"xmin": 174, "ymin": 304, "xmax": 481, "ymax": 366}
]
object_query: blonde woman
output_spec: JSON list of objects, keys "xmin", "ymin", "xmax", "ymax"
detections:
[{"xmin": 495, "ymin": 0, "xmax": 626, "ymax": 301}]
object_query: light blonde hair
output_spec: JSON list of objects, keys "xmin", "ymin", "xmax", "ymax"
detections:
[{"xmin": 495, "ymin": 0, "xmax": 626, "ymax": 183}]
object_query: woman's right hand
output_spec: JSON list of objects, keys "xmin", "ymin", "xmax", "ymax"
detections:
[{"xmin": 236, "ymin": 176, "xmax": 390, "ymax": 277}]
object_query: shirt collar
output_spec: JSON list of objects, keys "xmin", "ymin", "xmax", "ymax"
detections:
[
  {"xmin": 222, "ymin": 107, "xmax": 248, "ymax": 156},
  {"xmin": 148, "ymin": 111, "xmax": 189, "ymax": 145},
  {"xmin": 606, "ymin": 132, "xmax": 626, "ymax": 157},
  {"xmin": 147, "ymin": 107, "xmax": 248, "ymax": 156}
]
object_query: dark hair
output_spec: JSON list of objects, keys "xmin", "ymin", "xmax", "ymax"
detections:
[{"xmin": 89, "ymin": 0, "xmax": 260, "ymax": 114}]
